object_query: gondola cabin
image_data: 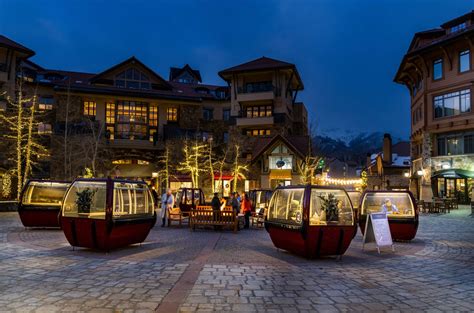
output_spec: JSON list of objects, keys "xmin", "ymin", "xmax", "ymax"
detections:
[
  {"xmin": 60, "ymin": 178, "xmax": 156, "ymax": 250},
  {"xmin": 175, "ymin": 188, "xmax": 205, "ymax": 215},
  {"xmin": 249, "ymin": 189, "xmax": 273, "ymax": 214},
  {"xmin": 265, "ymin": 186, "xmax": 356, "ymax": 258},
  {"xmin": 359, "ymin": 191, "xmax": 418, "ymax": 241},
  {"xmin": 19, "ymin": 180, "xmax": 70, "ymax": 228}
]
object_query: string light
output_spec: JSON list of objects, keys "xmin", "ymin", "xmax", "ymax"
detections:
[{"xmin": 322, "ymin": 177, "xmax": 363, "ymax": 186}]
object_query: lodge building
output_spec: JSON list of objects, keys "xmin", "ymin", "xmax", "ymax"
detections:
[
  {"xmin": 395, "ymin": 11, "xmax": 474, "ymax": 203},
  {"xmin": 0, "ymin": 35, "xmax": 310, "ymax": 195}
]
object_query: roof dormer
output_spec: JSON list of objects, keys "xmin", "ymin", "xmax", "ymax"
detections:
[{"xmin": 169, "ymin": 64, "xmax": 202, "ymax": 84}]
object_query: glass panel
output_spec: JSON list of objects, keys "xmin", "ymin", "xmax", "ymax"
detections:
[
  {"xmin": 347, "ymin": 191, "xmax": 361, "ymax": 209},
  {"xmin": 268, "ymin": 188, "xmax": 304, "ymax": 225},
  {"xmin": 460, "ymin": 50, "xmax": 470, "ymax": 73},
  {"xmin": 62, "ymin": 181, "xmax": 107, "ymax": 219},
  {"xmin": 269, "ymin": 156, "xmax": 293, "ymax": 169},
  {"xmin": 460, "ymin": 89, "xmax": 471, "ymax": 113},
  {"xmin": 361, "ymin": 192, "xmax": 414, "ymax": 217},
  {"xmin": 310, "ymin": 189, "xmax": 353, "ymax": 225},
  {"xmin": 22, "ymin": 182, "xmax": 69, "ymax": 206},
  {"xmin": 433, "ymin": 59, "xmax": 443, "ymax": 80},
  {"xmin": 113, "ymin": 182, "xmax": 154, "ymax": 217}
]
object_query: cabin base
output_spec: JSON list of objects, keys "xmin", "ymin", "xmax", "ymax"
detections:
[{"xmin": 18, "ymin": 208, "xmax": 61, "ymax": 228}]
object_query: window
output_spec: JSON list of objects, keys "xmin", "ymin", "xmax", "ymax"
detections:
[
  {"xmin": 115, "ymin": 68, "xmax": 151, "ymax": 90},
  {"xmin": 22, "ymin": 181, "xmax": 69, "ymax": 206},
  {"xmin": 451, "ymin": 22, "xmax": 467, "ymax": 33},
  {"xmin": 437, "ymin": 132, "xmax": 474, "ymax": 156},
  {"xmin": 268, "ymin": 188, "xmax": 304, "ymax": 225},
  {"xmin": 310, "ymin": 189, "xmax": 353, "ymax": 225},
  {"xmin": 433, "ymin": 59, "xmax": 443, "ymax": 80},
  {"xmin": 106, "ymin": 103, "xmax": 115, "ymax": 124},
  {"xmin": 83, "ymin": 101, "xmax": 96, "ymax": 117},
  {"xmin": 38, "ymin": 123, "xmax": 52, "ymax": 134},
  {"xmin": 167, "ymin": 107, "xmax": 178, "ymax": 122},
  {"xmin": 460, "ymin": 50, "xmax": 470, "ymax": 73},
  {"xmin": 361, "ymin": 192, "xmax": 415, "ymax": 217},
  {"xmin": 38, "ymin": 96, "xmax": 54, "ymax": 110},
  {"xmin": 223, "ymin": 109, "xmax": 231, "ymax": 121},
  {"xmin": 245, "ymin": 105, "xmax": 272, "ymax": 118},
  {"xmin": 116, "ymin": 101, "xmax": 148, "ymax": 140},
  {"xmin": 240, "ymin": 81, "xmax": 273, "ymax": 93},
  {"xmin": 62, "ymin": 181, "xmax": 107, "ymax": 219},
  {"xmin": 269, "ymin": 156, "xmax": 293, "ymax": 170},
  {"xmin": 203, "ymin": 108, "xmax": 213, "ymax": 121},
  {"xmin": 464, "ymin": 135, "xmax": 474, "ymax": 154},
  {"xmin": 112, "ymin": 159, "xmax": 150, "ymax": 165},
  {"xmin": 434, "ymin": 89, "xmax": 470, "ymax": 118},
  {"xmin": 149, "ymin": 106, "xmax": 158, "ymax": 127},
  {"xmin": 113, "ymin": 182, "xmax": 154, "ymax": 217},
  {"xmin": 223, "ymin": 132, "xmax": 229, "ymax": 143},
  {"xmin": 246, "ymin": 129, "xmax": 271, "ymax": 137}
]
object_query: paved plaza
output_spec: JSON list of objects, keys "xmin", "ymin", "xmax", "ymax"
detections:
[{"xmin": 0, "ymin": 209, "xmax": 473, "ymax": 312}]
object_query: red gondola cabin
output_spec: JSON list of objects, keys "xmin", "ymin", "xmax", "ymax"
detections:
[
  {"xmin": 249, "ymin": 189, "xmax": 273, "ymax": 214},
  {"xmin": 19, "ymin": 180, "xmax": 70, "ymax": 228},
  {"xmin": 359, "ymin": 190, "xmax": 418, "ymax": 241},
  {"xmin": 60, "ymin": 178, "xmax": 156, "ymax": 250},
  {"xmin": 265, "ymin": 185, "xmax": 356, "ymax": 258}
]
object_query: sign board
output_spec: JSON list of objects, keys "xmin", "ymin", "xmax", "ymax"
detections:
[{"xmin": 362, "ymin": 213, "xmax": 394, "ymax": 254}]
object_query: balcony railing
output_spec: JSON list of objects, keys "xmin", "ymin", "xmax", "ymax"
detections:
[{"xmin": 237, "ymin": 82, "xmax": 274, "ymax": 94}]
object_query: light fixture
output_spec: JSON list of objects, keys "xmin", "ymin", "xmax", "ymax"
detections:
[
  {"xmin": 404, "ymin": 172, "xmax": 410, "ymax": 177},
  {"xmin": 442, "ymin": 163, "xmax": 451, "ymax": 169},
  {"xmin": 417, "ymin": 170, "xmax": 424, "ymax": 176},
  {"xmin": 152, "ymin": 172, "xmax": 158, "ymax": 178}
]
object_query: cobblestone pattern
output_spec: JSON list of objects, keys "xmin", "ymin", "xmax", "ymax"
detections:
[{"xmin": 0, "ymin": 208, "xmax": 473, "ymax": 312}]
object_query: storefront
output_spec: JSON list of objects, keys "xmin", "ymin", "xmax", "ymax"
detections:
[{"xmin": 431, "ymin": 169, "xmax": 474, "ymax": 203}]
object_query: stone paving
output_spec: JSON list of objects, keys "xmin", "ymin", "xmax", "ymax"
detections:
[{"xmin": 0, "ymin": 208, "xmax": 473, "ymax": 312}]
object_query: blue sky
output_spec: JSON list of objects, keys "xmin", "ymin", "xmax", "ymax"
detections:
[{"xmin": 1, "ymin": 0, "xmax": 472, "ymax": 139}]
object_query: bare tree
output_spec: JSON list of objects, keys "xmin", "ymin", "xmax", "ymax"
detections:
[
  {"xmin": 177, "ymin": 137, "xmax": 206, "ymax": 188},
  {"xmin": 231, "ymin": 145, "xmax": 248, "ymax": 192}
]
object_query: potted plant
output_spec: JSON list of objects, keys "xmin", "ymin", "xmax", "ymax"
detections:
[
  {"xmin": 76, "ymin": 188, "xmax": 96, "ymax": 214},
  {"xmin": 318, "ymin": 193, "xmax": 340, "ymax": 222}
]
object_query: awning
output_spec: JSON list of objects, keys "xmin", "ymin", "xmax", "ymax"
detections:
[
  {"xmin": 269, "ymin": 169, "xmax": 292, "ymax": 180},
  {"xmin": 432, "ymin": 169, "xmax": 474, "ymax": 179}
]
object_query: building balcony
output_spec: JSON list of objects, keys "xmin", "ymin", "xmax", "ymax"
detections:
[
  {"xmin": 235, "ymin": 116, "xmax": 274, "ymax": 127},
  {"xmin": 237, "ymin": 83, "xmax": 275, "ymax": 102}
]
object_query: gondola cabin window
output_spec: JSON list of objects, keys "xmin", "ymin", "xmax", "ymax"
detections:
[
  {"xmin": 113, "ymin": 182, "xmax": 154, "ymax": 217},
  {"xmin": 22, "ymin": 182, "xmax": 69, "ymax": 206},
  {"xmin": 62, "ymin": 181, "xmax": 107, "ymax": 219},
  {"xmin": 347, "ymin": 191, "xmax": 361, "ymax": 209},
  {"xmin": 310, "ymin": 189, "xmax": 353, "ymax": 226},
  {"xmin": 268, "ymin": 188, "xmax": 304, "ymax": 225},
  {"xmin": 361, "ymin": 192, "xmax": 414, "ymax": 217}
]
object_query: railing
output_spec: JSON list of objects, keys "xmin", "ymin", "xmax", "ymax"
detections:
[{"xmin": 237, "ymin": 82, "xmax": 274, "ymax": 94}]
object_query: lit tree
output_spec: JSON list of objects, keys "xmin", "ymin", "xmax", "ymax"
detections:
[
  {"xmin": 297, "ymin": 136, "xmax": 323, "ymax": 184},
  {"xmin": 178, "ymin": 138, "xmax": 206, "ymax": 188},
  {"xmin": 157, "ymin": 143, "xmax": 175, "ymax": 191},
  {"xmin": 0, "ymin": 81, "xmax": 48, "ymax": 199},
  {"xmin": 214, "ymin": 147, "xmax": 229, "ymax": 196},
  {"xmin": 231, "ymin": 145, "xmax": 248, "ymax": 192}
]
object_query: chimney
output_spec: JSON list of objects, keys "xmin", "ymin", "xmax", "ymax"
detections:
[
  {"xmin": 366, "ymin": 153, "xmax": 372, "ymax": 168},
  {"xmin": 383, "ymin": 133, "xmax": 392, "ymax": 164}
]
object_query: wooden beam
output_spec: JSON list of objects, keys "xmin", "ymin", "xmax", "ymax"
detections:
[{"xmin": 440, "ymin": 46, "xmax": 453, "ymax": 70}]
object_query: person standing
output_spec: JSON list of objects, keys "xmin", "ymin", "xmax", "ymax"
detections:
[
  {"xmin": 161, "ymin": 188, "xmax": 174, "ymax": 227},
  {"xmin": 241, "ymin": 192, "xmax": 252, "ymax": 229},
  {"xmin": 230, "ymin": 192, "xmax": 240, "ymax": 215}
]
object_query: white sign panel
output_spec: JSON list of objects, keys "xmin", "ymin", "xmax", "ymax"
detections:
[{"xmin": 362, "ymin": 213, "xmax": 394, "ymax": 254}]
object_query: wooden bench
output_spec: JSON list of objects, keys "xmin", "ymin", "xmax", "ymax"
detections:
[{"xmin": 190, "ymin": 209, "xmax": 238, "ymax": 232}]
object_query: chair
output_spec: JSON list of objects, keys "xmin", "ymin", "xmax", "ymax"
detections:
[
  {"xmin": 168, "ymin": 207, "xmax": 189, "ymax": 227},
  {"xmin": 251, "ymin": 208, "xmax": 266, "ymax": 228}
]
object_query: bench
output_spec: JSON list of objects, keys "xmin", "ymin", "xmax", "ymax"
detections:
[{"xmin": 190, "ymin": 209, "xmax": 238, "ymax": 232}]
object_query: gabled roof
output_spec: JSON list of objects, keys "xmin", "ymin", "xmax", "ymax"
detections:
[
  {"xmin": 218, "ymin": 56, "xmax": 304, "ymax": 89},
  {"xmin": 251, "ymin": 134, "xmax": 310, "ymax": 162},
  {"xmin": 441, "ymin": 10, "xmax": 474, "ymax": 28},
  {"xmin": 0, "ymin": 35, "xmax": 35, "ymax": 57},
  {"xmin": 89, "ymin": 56, "xmax": 172, "ymax": 89},
  {"xmin": 169, "ymin": 64, "xmax": 202, "ymax": 82}
]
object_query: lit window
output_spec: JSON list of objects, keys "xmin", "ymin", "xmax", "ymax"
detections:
[
  {"xmin": 244, "ymin": 105, "xmax": 273, "ymax": 118},
  {"xmin": 115, "ymin": 68, "xmax": 151, "ymax": 90},
  {"xmin": 84, "ymin": 101, "xmax": 96, "ymax": 117},
  {"xmin": 149, "ymin": 106, "xmax": 158, "ymax": 127},
  {"xmin": 167, "ymin": 107, "xmax": 178, "ymax": 122},
  {"xmin": 460, "ymin": 50, "xmax": 470, "ymax": 73},
  {"xmin": 112, "ymin": 159, "xmax": 150, "ymax": 165},
  {"xmin": 116, "ymin": 101, "xmax": 148, "ymax": 140},
  {"xmin": 106, "ymin": 103, "xmax": 115, "ymax": 124},
  {"xmin": 433, "ymin": 59, "xmax": 443, "ymax": 80},
  {"xmin": 38, "ymin": 96, "xmax": 54, "ymax": 110},
  {"xmin": 38, "ymin": 122, "xmax": 52, "ymax": 134},
  {"xmin": 246, "ymin": 129, "xmax": 271, "ymax": 137}
]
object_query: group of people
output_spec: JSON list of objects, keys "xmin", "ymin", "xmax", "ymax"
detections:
[
  {"xmin": 211, "ymin": 192, "xmax": 252, "ymax": 229},
  {"xmin": 158, "ymin": 188, "xmax": 254, "ymax": 229}
]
